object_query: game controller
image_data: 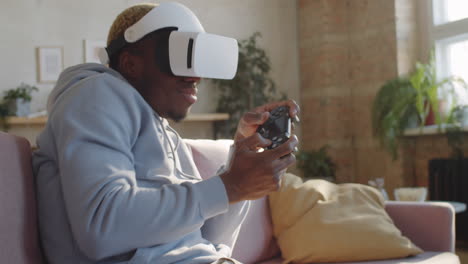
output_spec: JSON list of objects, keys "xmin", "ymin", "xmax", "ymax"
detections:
[{"xmin": 257, "ymin": 106, "xmax": 292, "ymax": 149}]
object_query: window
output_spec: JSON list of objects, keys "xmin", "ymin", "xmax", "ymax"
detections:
[
  {"xmin": 427, "ymin": 0, "xmax": 468, "ymax": 105},
  {"xmin": 433, "ymin": 0, "xmax": 468, "ymax": 24}
]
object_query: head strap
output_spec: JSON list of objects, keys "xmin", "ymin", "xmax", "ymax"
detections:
[{"xmin": 102, "ymin": 2, "xmax": 205, "ymax": 63}]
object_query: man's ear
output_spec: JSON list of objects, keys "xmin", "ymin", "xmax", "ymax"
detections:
[{"xmin": 118, "ymin": 50, "xmax": 143, "ymax": 80}]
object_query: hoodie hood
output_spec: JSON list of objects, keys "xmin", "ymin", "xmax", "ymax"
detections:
[{"xmin": 47, "ymin": 63, "xmax": 126, "ymax": 112}]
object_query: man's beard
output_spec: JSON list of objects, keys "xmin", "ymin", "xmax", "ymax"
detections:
[{"xmin": 167, "ymin": 110, "xmax": 187, "ymax": 123}]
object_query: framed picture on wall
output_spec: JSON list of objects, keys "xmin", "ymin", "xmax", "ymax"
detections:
[
  {"xmin": 84, "ymin": 39, "xmax": 106, "ymax": 63},
  {"xmin": 36, "ymin": 46, "xmax": 64, "ymax": 83}
]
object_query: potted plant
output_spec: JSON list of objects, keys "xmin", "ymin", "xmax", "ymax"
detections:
[
  {"xmin": 372, "ymin": 54, "xmax": 467, "ymax": 160},
  {"xmin": 296, "ymin": 145, "xmax": 337, "ymax": 182},
  {"xmin": 409, "ymin": 55, "xmax": 465, "ymax": 126},
  {"xmin": 211, "ymin": 32, "xmax": 285, "ymax": 138},
  {"xmin": 0, "ymin": 103, "xmax": 9, "ymax": 131},
  {"xmin": 2, "ymin": 83, "xmax": 38, "ymax": 116},
  {"xmin": 0, "ymin": 83, "xmax": 39, "ymax": 131},
  {"xmin": 450, "ymin": 105, "xmax": 468, "ymax": 127}
]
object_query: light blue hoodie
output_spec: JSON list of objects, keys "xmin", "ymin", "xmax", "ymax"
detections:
[{"xmin": 33, "ymin": 63, "xmax": 249, "ymax": 264}]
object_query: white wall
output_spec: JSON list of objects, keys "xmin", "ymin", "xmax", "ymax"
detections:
[{"xmin": 0, "ymin": 0, "xmax": 299, "ymax": 114}]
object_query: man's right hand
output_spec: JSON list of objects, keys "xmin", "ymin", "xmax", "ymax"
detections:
[{"xmin": 219, "ymin": 133, "xmax": 298, "ymax": 204}]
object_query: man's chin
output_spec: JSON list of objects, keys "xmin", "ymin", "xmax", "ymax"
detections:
[{"xmin": 168, "ymin": 111, "xmax": 188, "ymax": 123}]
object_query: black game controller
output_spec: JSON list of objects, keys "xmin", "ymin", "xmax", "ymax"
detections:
[{"xmin": 257, "ymin": 106, "xmax": 292, "ymax": 149}]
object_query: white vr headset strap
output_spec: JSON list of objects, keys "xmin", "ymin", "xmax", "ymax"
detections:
[
  {"xmin": 100, "ymin": 2, "xmax": 205, "ymax": 65},
  {"xmin": 125, "ymin": 2, "xmax": 205, "ymax": 43}
]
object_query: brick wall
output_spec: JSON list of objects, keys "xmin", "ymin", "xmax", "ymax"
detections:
[
  {"xmin": 298, "ymin": 0, "xmax": 413, "ymax": 195},
  {"xmin": 298, "ymin": 0, "xmax": 468, "ymax": 198},
  {"xmin": 402, "ymin": 135, "xmax": 468, "ymax": 187}
]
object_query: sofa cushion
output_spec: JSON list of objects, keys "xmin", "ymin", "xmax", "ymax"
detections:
[
  {"xmin": 184, "ymin": 139, "xmax": 280, "ymax": 264},
  {"xmin": 329, "ymin": 252, "xmax": 460, "ymax": 264},
  {"xmin": 257, "ymin": 257, "xmax": 283, "ymax": 264},
  {"xmin": 231, "ymin": 196, "xmax": 280, "ymax": 263},
  {"xmin": 269, "ymin": 174, "xmax": 422, "ymax": 263},
  {"xmin": 257, "ymin": 252, "xmax": 460, "ymax": 264},
  {"xmin": 0, "ymin": 132, "xmax": 44, "ymax": 263}
]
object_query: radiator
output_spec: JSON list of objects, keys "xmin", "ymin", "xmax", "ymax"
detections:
[{"xmin": 429, "ymin": 158, "xmax": 468, "ymax": 242}]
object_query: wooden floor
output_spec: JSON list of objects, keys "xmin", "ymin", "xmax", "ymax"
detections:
[
  {"xmin": 457, "ymin": 242, "xmax": 468, "ymax": 264},
  {"xmin": 457, "ymin": 249, "xmax": 468, "ymax": 263}
]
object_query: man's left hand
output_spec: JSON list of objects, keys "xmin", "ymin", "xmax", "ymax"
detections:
[{"xmin": 234, "ymin": 99, "xmax": 300, "ymax": 142}]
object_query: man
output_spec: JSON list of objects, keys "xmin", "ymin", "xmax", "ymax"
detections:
[{"xmin": 33, "ymin": 2, "xmax": 299, "ymax": 264}]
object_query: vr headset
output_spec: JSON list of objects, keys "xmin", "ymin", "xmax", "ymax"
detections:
[{"xmin": 99, "ymin": 2, "xmax": 238, "ymax": 80}]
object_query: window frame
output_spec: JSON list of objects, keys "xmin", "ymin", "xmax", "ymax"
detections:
[{"xmin": 419, "ymin": 0, "xmax": 468, "ymax": 103}]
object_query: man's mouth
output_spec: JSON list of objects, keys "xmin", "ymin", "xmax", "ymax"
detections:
[{"xmin": 180, "ymin": 85, "xmax": 198, "ymax": 105}]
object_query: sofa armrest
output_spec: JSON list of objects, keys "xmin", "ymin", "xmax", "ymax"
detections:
[{"xmin": 385, "ymin": 201, "xmax": 455, "ymax": 252}]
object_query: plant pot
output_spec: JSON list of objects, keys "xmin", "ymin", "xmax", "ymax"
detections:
[
  {"xmin": 424, "ymin": 104, "xmax": 435, "ymax": 126},
  {"xmin": 394, "ymin": 187, "xmax": 427, "ymax": 202},
  {"xmin": 8, "ymin": 99, "xmax": 31, "ymax": 117},
  {"xmin": 406, "ymin": 114, "xmax": 419, "ymax": 128},
  {"xmin": 454, "ymin": 106, "xmax": 468, "ymax": 127},
  {"xmin": 461, "ymin": 110, "xmax": 468, "ymax": 127}
]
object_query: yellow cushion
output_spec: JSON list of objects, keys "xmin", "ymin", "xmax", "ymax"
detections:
[{"xmin": 268, "ymin": 174, "xmax": 422, "ymax": 263}]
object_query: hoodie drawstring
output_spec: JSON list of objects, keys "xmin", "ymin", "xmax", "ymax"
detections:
[{"xmin": 154, "ymin": 113, "xmax": 199, "ymax": 180}]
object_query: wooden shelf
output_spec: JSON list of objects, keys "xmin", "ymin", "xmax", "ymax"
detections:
[
  {"xmin": 6, "ymin": 116, "xmax": 47, "ymax": 126},
  {"xmin": 183, "ymin": 113, "xmax": 229, "ymax": 122},
  {"xmin": 403, "ymin": 124, "xmax": 468, "ymax": 136},
  {"xmin": 6, "ymin": 113, "xmax": 229, "ymax": 126}
]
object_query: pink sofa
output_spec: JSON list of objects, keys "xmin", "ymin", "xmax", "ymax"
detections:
[
  {"xmin": 0, "ymin": 132, "xmax": 460, "ymax": 264},
  {"xmin": 185, "ymin": 139, "xmax": 460, "ymax": 264}
]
